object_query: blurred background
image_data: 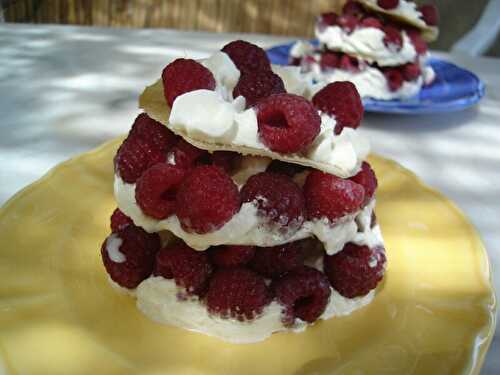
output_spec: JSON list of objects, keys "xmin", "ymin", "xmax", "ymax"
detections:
[{"xmin": 1, "ymin": 0, "xmax": 499, "ymax": 57}]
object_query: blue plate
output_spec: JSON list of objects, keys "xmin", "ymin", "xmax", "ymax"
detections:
[{"xmin": 267, "ymin": 42, "xmax": 485, "ymax": 114}]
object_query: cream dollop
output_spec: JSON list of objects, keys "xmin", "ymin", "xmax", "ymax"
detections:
[
  {"xmin": 135, "ymin": 276, "xmax": 375, "ymax": 344},
  {"xmin": 316, "ymin": 26, "xmax": 417, "ymax": 67},
  {"xmin": 106, "ymin": 233, "xmax": 125, "ymax": 263}
]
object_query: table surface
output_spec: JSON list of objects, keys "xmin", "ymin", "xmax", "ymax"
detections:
[{"xmin": 0, "ymin": 23, "xmax": 499, "ymax": 373}]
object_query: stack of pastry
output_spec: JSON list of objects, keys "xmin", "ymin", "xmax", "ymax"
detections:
[
  {"xmin": 290, "ymin": 0, "xmax": 439, "ymax": 100},
  {"xmin": 100, "ymin": 40, "xmax": 387, "ymax": 343}
]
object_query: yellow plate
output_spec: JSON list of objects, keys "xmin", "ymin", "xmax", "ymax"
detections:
[{"xmin": 0, "ymin": 139, "xmax": 496, "ymax": 375}]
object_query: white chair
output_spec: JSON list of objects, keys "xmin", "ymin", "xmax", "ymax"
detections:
[{"xmin": 452, "ymin": 0, "xmax": 500, "ymax": 56}]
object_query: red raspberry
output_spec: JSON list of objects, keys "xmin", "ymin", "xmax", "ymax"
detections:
[
  {"xmin": 349, "ymin": 161, "xmax": 378, "ymax": 204},
  {"xmin": 318, "ymin": 12, "xmax": 338, "ymax": 27},
  {"xmin": 211, "ymin": 151, "xmax": 241, "ymax": 174},
  {"xmin": 241, "ymin": 172, "xmax": 305, "ymax": 231},
  {"xmin": 101, "ymin": 225, "xmax": 161, "ymax": 289},
  {"xmin": 383, "ymin": 25, "xmax": 403, "ymax": 50},
  {"xmin": 339, "ymin": 54, "xmax": 360, "ymax": 72},
  {"xmin": 342, "ymin": 1, "xmax": 365, "ymax": 17},
  {"xmin": 135, "ymin": 163, "xmax": 186, "ymax": 219},
  {"xmin": 233, "ymin": 70, "xmax": 286, "ymax": 108},
  {"xmin": 402, "ymin": 63, "xmax": 421, "ymax": 81},
  {"xmin": 360, "ymin": 16, "xmax": 383, "ymax": 29},
  {"xmin": 206, "ymin": 268, "xmax": 271, "ymax": 321},
  {"xmin": 377, "ymin": 0, "xmax": 399, "ymax": 9},
  {"xmin": 419, "ymin": 4, "xmax": 439, "ymax": 26},
  {"xmin": 272, "ymin": 266, "xmax": 331, "ymax": 325},
  {"xmin": 110, "ymin": 208, "xmax": 133, "ymax": 232},
  {"xmin": 167, "ymin": 139, "xmax": 208, "ymax": 170},
  {"xmin": 406, "ymin": 28, "xmax": 428, "ymax": 55},
  {"xmin": 210, "ymin": 245, "xmax": 256, "ymax": 268},
  {"xmin": 162, "ymin": 58, "xmax": 216, "ymax": 107},
  {"xmin": 250, "ymin": 242, "xmax": 305, "ymax": 278},
  {"xmin": 256, "ymin": 93, "xmax": 321, "ymax": 154},
  {"xmin": 383, "ymin": 68, "xmax": 404, "ymax": 91},
  {"xmin": 154, "ymin": 242, "xmax": 213, "ymax": 295},
  {"xmin": 129, "ymin": 113, "xmax": 178, "ymax": 152},
  {"xmin": 337, "ymin": 14, "xmax": 358, "ymax": 33},
  {"xmin": 266, "ymin": 160, "xmax": 307, "ymax": 177},
  {"xmin": 304, "ymin": 170, "xmax": 365, "ymax": 221},
  {"xmin": 289, "ymin": 57, "xmax": 302, "ymax": 66},
  {"xmin": 176, "ymin": 165, "xmax": 240, "ymax": 234},
  {"xmin": 221, "ymin": 40, "xmax": 271, "ymax": 74},
  {"xmin": 324, "ymin": 243, "xmax": 386, "ymax": 298},
  {"xmin": 312, "ymin": 81, "xmax": 364, "ymax": 134},
  {"xmin": 320, "ymin": 52, "xmax": 340, "ymax": 71},
  {"xmin": 114, "ymin": 137, "xmax": 166, "ymax": 183}
]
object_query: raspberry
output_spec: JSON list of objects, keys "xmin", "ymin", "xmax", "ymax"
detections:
[
  {"xmin": 250, "ymin": 242, "xmax": 305, "ymax": 278},
  {"xmin": 320, "ymin": 52, "xmax": 340, "ymax": 71},
  {"xmin": 312, "ymin": 81, "xmax": 363, "ymax": 134},
  {"xmin": 383, "ymin": 68, "xmax": 404, "ymax": 91},
  {"xmin": 419, "ymin": 4, "xmax": 439, "ymax": 26},
  {"xmin": 256, "ymin": 93, "xmax": 321, "ymax": 154},
  {"xmin": 114, "ymin": 136, "xmax": 166, "ymax": 183},
  {"xmin": 406, "ymin": 28, "xmax": 428, "ymax": 55},
  {"xmin": 319, "ymin": 12, "xmax": 338, "ymax": 27},
  {"xmin": 272, "ymin": 266, "xmax": 331, "ymax": 325},
  {"xmin": 101, "ymin": 225, "xmax": 161, "ymax": 289},
  {"xmin": 206, "ymin": 268, "xmax": 271, "ymax": 321},
  {"xmin": 342, "ymin": 1, "xmax": 365, "ymax": 17},
  {"xmin": 383, "ymin": 25, "xmax": 403, "ymax": 50},
  {"xmin": 402, "ymin": 62, "xmax": 421, "ymax": 81},
  {"xmin": 233, "ymin": 70, "xmax": 286, "ymax": 108},
  {"xmin": 210, "ymin": 245, "xmax": 256, "ymax": 268},
  {"xmin": 266, "ymin": 160, "xmax": 307, "ymax": 177},
  {"xmin": 162, "ymin": 58, "xmax": 216, "ymax": 107},
  {"xmin": 154, "ymin": 242, "xmax": 213, "ymax": 295},
  {"xmin": 324, "ymin": 243, "xmax": 386, "ymax": 298},
  {"xmin": 176, "ymin": 165, "xmax": 240, "ymax": 234},
  {"xmin": 349, "ymin": 161, "xmax": 378, "ymax": 204},
  {"xmin": 377, "ymin": 0, "xmax": 399, "ymax": 9},
  {"xmin": 337, "ymin": 14, "xmax": 358, "ymax": 33},
  {"xmin": 135, "ymin": 163, "xmax": 186, "ymax": 219},
  {"xmin": 110, "ymin": 208, "xmax": 133, "ymax": 232},
  {"xmin": 241, "ymin": 172, "xmax": 305, "ymax": 231},
  {"xmin": 167, "ymin": 139, "xmax": 208, "ymax": 170},
  {"xmin": 221, "ymin": 40, "xmax": 271, "ymax": 74},
  {"xmin": 360, "ymin": 16, "xmax": 383, "ymax": 29},
  {"xmin": 129, "ymin": 113, "xmax": 178, "ymax": 152},
  {"xmin": 211, "ymin": 151, "xmax": 241, "ymax": 174},
  {"xmin": 304, "ymin": 170, "xmax": 365, "ymax": 221},
  {"xmin": 290, "ymin": 57, "xmax": 302, "ymax": 66},
  {"xmin": 339, "ymin": 54, "xmax": 360, "ymax": 72}
]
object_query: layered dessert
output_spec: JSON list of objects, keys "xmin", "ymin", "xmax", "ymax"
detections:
[
  {"xmin": 290, "ymin": 0, "xmax": 439, "ymax": 100},
  {"xmin": 100, "ymin": 40, "xmax": 387, "ymax": 343}
]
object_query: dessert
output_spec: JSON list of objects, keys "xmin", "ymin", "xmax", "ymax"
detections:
[
  {"xmin": 100, "ymin": 40, "xmax": 387, "ymax": 343},
  {"xmin": 290, "ymin": 0, "xmax": 439, "ymax": 100}
]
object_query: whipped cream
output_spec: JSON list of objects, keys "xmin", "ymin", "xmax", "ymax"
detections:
[
  {"xmin": 115, "ymin": 173, "xmax": 382, "ymax": 253},
  {"xmin": 135, "ymin": 275, "xmax": 375, "ymax": 344},
  {"xmin": 105, "ymin": 233, "xmax": 125, "ymax": 263},
  {"xmin": 316, "ymin": 26, "xmax": 417, "ymax": 66},
  {"xmin": 165, "ymin": 52, "xmax": 370, "ymax": 179},
  {"xmin": 307, "ymin": 61, "xmax": 423, "ymax": 100}
]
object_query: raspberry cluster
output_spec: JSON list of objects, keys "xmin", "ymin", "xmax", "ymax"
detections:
[{"xmin": 102, "ymin": 222, "xmax": 386, "ymax": 324}]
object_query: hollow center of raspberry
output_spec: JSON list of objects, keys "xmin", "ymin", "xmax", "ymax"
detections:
[
  {"xmin": 262, "ymin": 111, "xmax": 288, "ymax": 129},
  {"xmin": 294, "ymin": 296, "xmax": 313, "ymax": 312},
  {"xmin": 160, "ymin": 189, "xmax": 177, "ymax": 202}
]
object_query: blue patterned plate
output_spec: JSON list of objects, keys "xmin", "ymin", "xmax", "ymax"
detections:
[{"xmin": 267, "ymin": 42, "xmax": 485, "ymax": 114}]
